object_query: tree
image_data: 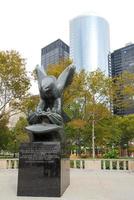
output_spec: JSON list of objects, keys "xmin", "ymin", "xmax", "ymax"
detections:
[
  {"xmin": 94, "ymin": 116, "xmax": 121, "ymax": 155},
  {"xmin": 0, "ymin": 50, "xmax": 30, "ymax": 124},
  {"xmin": 0, "ymin": 115, "xmax": 10, "ymax": 152},
  {"xmin": 67, "ymin": 119, "xmax": 88, "ymax": 156},
  {"xmin": 20, "ymin": 95, "xmax": 39, "ymax": 115},
  {"xmin": 47, "ymin": 59, "xmax": 72, "ymax": 78},
  {"xmin": 116, "ymin": 115, "xmax": 134, "ymax": 156},
  {"xmin": 85, "ymin": 70, "xmax": 134, "ymax": 158},
  {"xmin": 7, "ymin": 117, "xmax": 28, "ymax": 156},
  {"xmin": 76, "ymin": 70, "xmax": 112, "ymax": 158}
]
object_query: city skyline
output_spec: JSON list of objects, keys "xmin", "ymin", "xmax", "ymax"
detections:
[{"xmin": 0, "ymin": 0, "xmax": 134, "ymax": 93}]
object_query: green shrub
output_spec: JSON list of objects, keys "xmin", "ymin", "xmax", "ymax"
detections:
[{"xmin": 103, "ymin": 149, "xmax": 119, "ymax": 159}]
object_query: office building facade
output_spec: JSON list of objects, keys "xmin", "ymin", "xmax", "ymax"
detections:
[
  {"xmin": 109, "ymin": 43, "xmax": 134, "ymax": 115},
  {"xmin": 70, "ymin": 15, "xmax": 110, "ymax": 73},
  {"xmin": 41, "ymin": 39, "xmax": 69, "ymax": 69}
]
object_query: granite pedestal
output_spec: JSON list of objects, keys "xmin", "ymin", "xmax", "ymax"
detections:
[{"xmin": 17, "ymin": 142, "xmax": 70, "ymax": 197}]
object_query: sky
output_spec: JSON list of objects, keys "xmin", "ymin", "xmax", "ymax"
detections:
[{"xmin": 0, "ymin": 0, "xmax": 134, "ymax": 93}]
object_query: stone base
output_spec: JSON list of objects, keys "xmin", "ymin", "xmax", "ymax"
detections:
[{"xmin": 17, "ymin": 142, "xmax": 70, "ymax": 197}]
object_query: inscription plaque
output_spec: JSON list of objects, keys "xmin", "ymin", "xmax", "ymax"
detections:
[
  {"xmin": 17, "ymin": 142, "xmax": 70, "ymax": 197},
  {"xmin": 19, "ymin": 142, "xmax": 60, "ymax": 161}
]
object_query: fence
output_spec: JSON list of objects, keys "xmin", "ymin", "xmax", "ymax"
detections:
[
  {"xmin": 0, "ymin": 158, "xmax": 134, "ymax": 171},
  {"xmin": 70, "ymin": 159, "xmax": 134, "ymax": 171},
  {"xmin": 0, "ymin": 159, "xmax": 18, "ymax": 169}
]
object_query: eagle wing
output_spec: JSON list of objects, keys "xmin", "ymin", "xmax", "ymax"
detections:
[
  {"xmin": 36, "ymin": 65, "xmax": 47, "ymax": 90},
  {"xmin": 57, "ymin": 64, "xmax": 75, "ymax": 94}
]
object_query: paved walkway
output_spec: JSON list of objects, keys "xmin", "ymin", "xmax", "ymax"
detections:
[{"xmin": 0, "ymin": 169, "xmax": 134, "ymax": 200}]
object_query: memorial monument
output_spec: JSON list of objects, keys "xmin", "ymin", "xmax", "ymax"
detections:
[{"xmin": 17, "ymin": 64, "xmax": 75, "ymax": 197}]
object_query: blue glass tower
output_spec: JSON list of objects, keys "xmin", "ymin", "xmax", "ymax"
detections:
[{"xmin": 70, "ymin": 15, "xmax": 110, "ymax": 74}]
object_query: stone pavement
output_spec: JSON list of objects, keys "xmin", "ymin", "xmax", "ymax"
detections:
[{"xmin": 0, "ymin": 169, "xmax": 134, "ymax": 200}]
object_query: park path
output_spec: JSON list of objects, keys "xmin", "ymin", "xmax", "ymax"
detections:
[{"xmin": 0, "ymin": 169, "xmax": 134, "ymax": 200}]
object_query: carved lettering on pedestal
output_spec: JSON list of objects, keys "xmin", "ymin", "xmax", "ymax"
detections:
[{"xmin": 19, "ymin": 143, "xmax": 60, "ymax": 161}]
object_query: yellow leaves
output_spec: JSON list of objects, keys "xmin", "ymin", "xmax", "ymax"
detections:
[
  {"xmin": 0, "ymin": 114, "xmax": 9, "ymax": 128},
  {"xmin": 85, "ymin": 103, "xmax": 111, "ymax": 123},
  {"xmin": 68, "ymin": 119, "xmax": 87, "ymax": 129},
  {"xmin": 0, "ymin": 50, "xmax": 30, "ymax": 119},
  {"xmin": 0, "ymin": 51, "xmax": 25, "ymax": 79},
  {"xmin": 47, "ymin": 59, "xmax": 72, "ymax": 78},
  {"xmin": 63, "ymin": 70, "xmax": 87, "ymax": 105},
  {"xmin": 123, "ymin": 86, "xmax": 134, "ymax": 95},
  {"xmin": 0, "ymin": 50, "xmax": 30, "ymax": 94},
  {"xmin": 20, "ymin": 95, "xmax": 39, "ymax": 113},
  {"xmin": 16, "ymin": 133, "xmax": 29, "ymax": 143},
  {"xmin": 86, "ymin": 70, "xmax": 110, "ymax": 96}
]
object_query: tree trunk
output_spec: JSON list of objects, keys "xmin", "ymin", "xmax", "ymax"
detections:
[{"xmin": 92, "ymin": 118, "xmax": 95, "ymax": 158}]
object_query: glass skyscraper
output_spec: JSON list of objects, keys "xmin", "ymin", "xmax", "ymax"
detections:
[
  {"xmin": 109, "ymin": 43, "xmax": 134, "ymax": 115},
  {"xmin": 70, "ymin": 15, "xmax": 110, "ymax": 74},
  {"xmin": 41, "ymin": 39, "xmax": 69, "ymax": 69}
]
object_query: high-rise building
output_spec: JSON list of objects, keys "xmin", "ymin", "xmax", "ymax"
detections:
[
  {"xmin": 109, "ymin": 43, "xmax": 134, "ymax": 115},
  {"xmin": 70, "ymin": 15, "xmax": 110, "ymax": 73},
  {"xmin": 41, "ymin": 39, "xmax": 69, "ymax": 69}
]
